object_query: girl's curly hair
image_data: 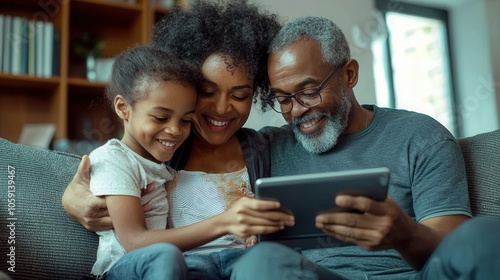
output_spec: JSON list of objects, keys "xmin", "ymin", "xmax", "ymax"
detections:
[
  {"xmin": 152, "ymin": 0, "xmax": 281, "ymax": 106},
  {"xmin": 106, "ymin": 45, "xmax": 201, "ymax": 108}
]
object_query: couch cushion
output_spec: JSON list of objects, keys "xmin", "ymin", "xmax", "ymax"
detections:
[
  {"xmin": 458, "ymin": 129, "xmax": 500, "ymax": 217},
  {"xmin": 0, "ymin": 138, "xmax": 98, "ymax": 279}
]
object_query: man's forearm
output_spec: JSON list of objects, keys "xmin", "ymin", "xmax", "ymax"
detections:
[
  {"xmin": 396, "ymin": 215, "xmax": 469, "ymax": 270},
  {"xmin": 395, "ymin": 223, "xmax": 442, "ymax": 270}
]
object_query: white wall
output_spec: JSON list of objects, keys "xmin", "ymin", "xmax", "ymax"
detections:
[
  {"xmin": 485, "ymin": 0, "xmax": 500, "ymax": 133},
  {"xmin": 243, "ymin": 0, "xmax": 500, "ymax": 137},
  {"xmin": 450, "ymin": 0, "xmax": 499, "ymax": 136}
]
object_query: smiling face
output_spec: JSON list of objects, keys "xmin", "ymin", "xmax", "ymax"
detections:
[
  {"xmin": 267, "ymin": 38, "xmax": 354, "ymax": 153},
  {"xmin": 193, "ymin": 53, "xmax": 254, "ymax": 147},
  {"xmin": 117, "ymin": 80, "xmax": 197, "ymax": 163}
]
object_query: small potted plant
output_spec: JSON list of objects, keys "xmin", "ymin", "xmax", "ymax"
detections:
[{"xmin": 71, "ymin": 32, "xmax": 105, "ymax": 81}]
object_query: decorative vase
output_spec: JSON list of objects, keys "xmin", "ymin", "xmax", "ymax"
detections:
[{"xmin": 86, "ymin": 54, "xmax": 97, "ymax": 82}]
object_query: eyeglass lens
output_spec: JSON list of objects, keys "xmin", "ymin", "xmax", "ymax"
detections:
[
  {"xmin": 270, "ymin": 90, "xmax": 321, "ymax": 113},
  {"xmin": 268, "ymin": 63, "xmax": 344, "ymax": 113}
]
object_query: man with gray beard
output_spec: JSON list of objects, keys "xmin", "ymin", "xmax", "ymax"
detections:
[{"xmin": 231, "ymin": 16, "xmax": 500, "ymax": 280}]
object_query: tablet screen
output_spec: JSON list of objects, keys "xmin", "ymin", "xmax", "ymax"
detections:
[{"xmin": 255, "ymin": 167, "xmax": 390, "ymax": 250}]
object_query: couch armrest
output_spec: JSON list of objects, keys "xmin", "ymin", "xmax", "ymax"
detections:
[
  {"xmin": 0, "ymin": 138, "xmax": 98, "ymax": 279},
  {"xmin": 458, "ymin": 129, "xmax": 500, "ymax": 217}
]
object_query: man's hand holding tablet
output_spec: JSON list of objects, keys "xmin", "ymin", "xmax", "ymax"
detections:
[{"xmin": 255, "ymin": 167, "xmax": 390, "ymax": 250}]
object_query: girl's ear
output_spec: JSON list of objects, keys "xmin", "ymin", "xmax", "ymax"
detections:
[{"xmin": 114, "ymin": 95, "xmax": 130, "ymax": 121}]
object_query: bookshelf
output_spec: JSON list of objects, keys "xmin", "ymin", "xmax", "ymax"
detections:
[{"xmin": 0, "ymin": 0, "xmax": 172, "ymax": 143}]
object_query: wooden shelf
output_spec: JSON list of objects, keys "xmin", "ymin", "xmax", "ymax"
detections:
[
  {"xmin": 68, "ymin": 77, "xmax": 106, "ymax": 94},
  {"xmin": 0, "ymin": 0, "xmax": 55, "ymax": 10},
  {"xmin": 0, "ymin": 0, "xmax": 162, "ymax": 142},
  {"xmin": 71, "ymin": 0, "xmax": 142, "ymax": 22},
  {"xmin": 0, "ymin": 73, "xmax": 60, "ymax": 91}
]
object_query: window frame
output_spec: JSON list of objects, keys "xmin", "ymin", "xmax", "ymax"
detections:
[{"xmin": 375, "ymin": 0, "xmax": 459, "ymax": 136}]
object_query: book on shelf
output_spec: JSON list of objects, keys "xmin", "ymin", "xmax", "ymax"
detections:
[
  {"xmin": 11, "ymin": 17, "xmax": 29, "ymax": 76},
  {"xmin": 0, "ymin": 15, "xmax": 4, "ymax": 73},
  {"xmin": 20, "ymin": 18, "xmax": 29, "ymax": 75},
  {"xmin": 28, "ymin": 20, "xmax": 36, "ymax": 76},
  {"xmin": 10, "ymin": 16, "xmax": 21, "ymax": 75},
  {"xmin": 43, "ymin": 21, "xmax": 54, "ymax": 78},
  {"xmin": 2, "ymin": 15, "xmax": 12, "ymax": 74},
  {"xmin": 35, "ymin": 20, "xmax": 44, "ymax": 77},
  {"xmin": 0, "ymin": 13, "xmax": 59, "ymax": 78}
]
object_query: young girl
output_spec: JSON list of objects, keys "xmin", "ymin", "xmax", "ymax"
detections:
[{"xmin": 88, "ymin": 45, "xmax": 200, "ymax": 279}]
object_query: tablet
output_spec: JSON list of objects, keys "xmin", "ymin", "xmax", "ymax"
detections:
[{"xmin": 255, "ymin": 167, "xmax": 390, "ymax": 250}]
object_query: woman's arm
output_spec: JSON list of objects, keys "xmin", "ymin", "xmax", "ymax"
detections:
[
  {"xmin": 63, "ymin": 156, "xmax": 294, "ymax": 251},
  {"xmin": 61, "ymin": 155, "xmax": 112, "ymax": 231},
  {"xmin": 108, "ymin": 195, "xmax": 293, "ymax": 252}
]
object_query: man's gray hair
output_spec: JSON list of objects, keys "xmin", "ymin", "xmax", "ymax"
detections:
[{"xmin": 269, "ymin": 16, "xmax": 350, "ymax": 67}]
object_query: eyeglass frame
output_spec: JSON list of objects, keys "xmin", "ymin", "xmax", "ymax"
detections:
[{"xmin": 266, "ymin": 63, "xmax": 345, "ymax": 113}]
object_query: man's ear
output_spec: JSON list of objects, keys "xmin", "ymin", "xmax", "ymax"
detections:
[
  {"xmin": 343, "ymin": 59, "xmax": 359, "ymax": 89},
  {"xmin": 114, "ymin": 95, "xmax": 130, "ymax": 121}
]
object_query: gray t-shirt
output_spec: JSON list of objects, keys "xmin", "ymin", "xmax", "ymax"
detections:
[
  {"xmin": 89, "ymin": 139, "xmax": 172, "ymax": 276},
  {"xmin": 261, "ymin": 105, "xmax": 471, "ymax": 279}
]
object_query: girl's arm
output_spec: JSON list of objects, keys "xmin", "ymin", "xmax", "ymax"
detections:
[{"xmin": 107, "ymin": 195, "xmax": 293, "ymax": 252}]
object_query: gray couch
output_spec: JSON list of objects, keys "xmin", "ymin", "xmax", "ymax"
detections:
[{"xmin": 1, "ymin": 129, "xmax": 500, "ymax": 279}]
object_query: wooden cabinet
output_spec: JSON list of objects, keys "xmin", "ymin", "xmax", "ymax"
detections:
[{"xmin": 0, "ymin": 0, "xmax": 170, "ymax": 142}]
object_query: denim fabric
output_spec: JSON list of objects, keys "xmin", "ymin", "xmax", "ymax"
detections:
[
  {"xmin": 230, "ymin": 217, "xmax": 500, "ymax": 280},
  {"xmin": 230, "ymin": 242, "xmax": 346, "ymax": 280},
  {"xmin": 416, "ymin": 216, "xmax": 500, "ymax": 280},
  {"xmin": 185, "ymin": 248, "xmax": 247, "ymax": 280},
  {"xmin": 105, "ymin": 243, "xmax": 186, "ymax": 280}
]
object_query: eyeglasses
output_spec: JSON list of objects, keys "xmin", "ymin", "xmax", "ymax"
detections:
[{"xmin": 267, "ymin": 64, "xmax": 344, "ymax": 114}]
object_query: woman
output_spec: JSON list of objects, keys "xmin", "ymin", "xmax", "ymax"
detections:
[{"xmin": 62, "ymin": 0, "xmax": 293, "ymax": 278}]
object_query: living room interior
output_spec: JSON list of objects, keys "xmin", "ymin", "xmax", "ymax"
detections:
[{"xmin": 1, "ymin": 1, "xmax": 500, "ymax": 279}]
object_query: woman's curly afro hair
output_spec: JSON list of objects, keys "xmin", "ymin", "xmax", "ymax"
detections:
[{"xmin": 152, "ymin": 0, "xmax": 281, "ymax": 103}]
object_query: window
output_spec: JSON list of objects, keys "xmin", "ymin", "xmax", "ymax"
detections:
[{"xmin": 375, "ymin": 0, "xmax": 457, "ymax": 135}]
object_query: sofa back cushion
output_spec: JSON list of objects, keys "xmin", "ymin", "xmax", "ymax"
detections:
[
  {"xmin": 458, "ymin": 129, "xmax": 500, "ymax": 217},
  {"xmin": 0, "ymin": 138, "xmax": 98, "ymax": 279}
]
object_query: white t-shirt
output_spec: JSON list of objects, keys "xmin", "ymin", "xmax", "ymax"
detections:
[
  {"xmin": 89, "ymin": 139, "xmax": 172, "ymax": 275},
  {"xmin": 167, "ymin": 167, "xmax": 253, "ymax": 254}
]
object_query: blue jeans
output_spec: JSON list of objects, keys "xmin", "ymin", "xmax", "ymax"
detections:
[
  {"xmin": 230, "ymin": 243, "xmax": 345, "ymax": 280},
  {"xmin": 230, "ymin": 216, "xmax": 500, "ymax": 280},
  {"xmin": 185, "ymin": 248, "xmax": 247, "ymax": 280},
  {"xmin": 417, "ymin": 216, "xmax": 500, "ymax": 280},
  {"xmin": 105, "ymin": 243, "xmax": 186, "ymax": 280}
]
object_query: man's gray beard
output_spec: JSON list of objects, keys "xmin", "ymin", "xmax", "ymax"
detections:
[{"xmin": 292, "ymin": 89, "xmax": 351, "ymax": 154}]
